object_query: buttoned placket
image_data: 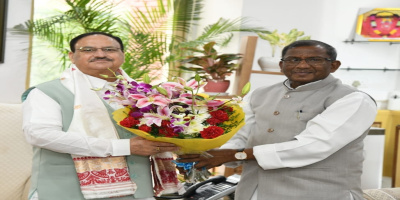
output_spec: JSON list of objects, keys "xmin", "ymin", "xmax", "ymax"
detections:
[{"xmin": 267, "ymin": 93, "xmax": 291, "ymax": 133}]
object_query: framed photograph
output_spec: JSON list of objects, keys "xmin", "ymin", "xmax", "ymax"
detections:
[
  {"xmin": 356, "ymin": 8, "xmax": 400, "ymax": 42},
  {"xmin": 0, "ymin": 0, "xmax": 8, "ymax": 63}
]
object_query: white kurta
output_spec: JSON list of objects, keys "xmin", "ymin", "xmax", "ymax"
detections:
[{"xmin": 23, "ymin": 75, "xmax": 131, "ymax": 157}]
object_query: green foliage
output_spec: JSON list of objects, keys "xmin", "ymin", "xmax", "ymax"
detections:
[
  {"xmin": 178, "ymin": 41, "xmax": 242, "ymax": 81},
  {"xmin": 257, "ymin": 28, "xmax": 311, "ymax": 57},
  {"xmin": 11, "ymin": 0, "xmax": 269, "ymax": 82},
  {"xmin": 12, "ymin": 0, "xmax": 124, "ymax": 70},
  {"xmin": 176, "ymin": 17, "xmax": 269, "ymax": 52}
]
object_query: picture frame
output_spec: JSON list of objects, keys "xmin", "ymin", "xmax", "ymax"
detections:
[
  {"xmin": 0, "ymin": 0, "xmax": 8, "ymax": 63},
  {"xmin": 355, "ymin": 8, "xmax": 400, "ymax": 42}
]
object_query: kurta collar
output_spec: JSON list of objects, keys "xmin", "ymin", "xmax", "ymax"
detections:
[
  {"xmin": 87, "ymin": 75, "xmax": 108, "ymax": 90},
  {"xmin": 86, "ymin": 75, "xmax": 120, "ymax": 92}
]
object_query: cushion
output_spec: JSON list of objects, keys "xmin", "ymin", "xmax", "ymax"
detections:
[
  {"xmin": 0, "ymin": 103, "xmax": 32, "ymax": 200},
  {"xmin": 363, "ymin": 188, "xmax": 400, "ymax": 200}
]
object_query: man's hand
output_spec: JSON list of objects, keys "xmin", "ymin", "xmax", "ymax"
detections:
[
  {"xmin": 129, "ymin": 137, "xmax": 180, "ymax": 156},
  {"xmin": 178, "ymin": 149, "xmax": 237, "ymax": 170}
]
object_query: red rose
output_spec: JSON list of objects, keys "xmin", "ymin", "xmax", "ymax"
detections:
[
  {"xmin": 200, "ymin": 126, "xmax": 224, "ymax": 139},
  {"xmin": 206, "ymin": 118, "xmax": 221, "ymax": 125},
  {"xmin": 161, "ymin": 120, "xmax": 171, "ymax": 127},
  {"xmin": 120, "ymin": 116, "xmax": 139, "ymax": 128},
  {"xmin": 210, "ymin": 110, "xmax": 229, "ymax": 122},
  {"xmin": 221, "ymin": 106, "xmax": 233, "ymax": 112},
  {"xmin": 159, "ymin": 127, "xmax": 178, "ymax": 137},
  {"xmin": 132, "ymin": 119, "xmax": 140, "ymax": 125},
  {"xmin": 139, "ymin": 124, "xmax": 152, "ymax": 133}
]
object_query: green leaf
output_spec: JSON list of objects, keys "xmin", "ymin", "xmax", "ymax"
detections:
[
  {"xmin": 194, "ymin": 74, "xmax": 201, "ymax": 82},
  {"xmin": 156, "ymin": 86, "xmax": 168, "ymax": 96},
  {"xmin": 100, "ymin": 74, "xmax": 109, "ymax": 78},
  {"xmin": 241, "ymin": 82, "xmax": 251, "ymax": 96},
  {"xmin": 184, "ymin": 86, "xmax": 193, "ymax": 91},
  {"xmin": 143, "ymin": 74, "xmax": 151, "ymax": 84}
]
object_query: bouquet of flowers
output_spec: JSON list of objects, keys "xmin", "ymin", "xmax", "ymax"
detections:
[{"xmin": 104, "ymin": 73, "xmax": 249, "ymax": 183}]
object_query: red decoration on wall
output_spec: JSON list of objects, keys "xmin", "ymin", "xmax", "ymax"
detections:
[
  {"xmin": 356, "ymin": 8, "xmax": 400, "ymax": 41},
  {"xmin": 361, "ymin": 13, "xmax": 400, "ymax": 38}
]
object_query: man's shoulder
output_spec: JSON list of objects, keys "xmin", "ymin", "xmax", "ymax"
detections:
[
  {"xmin": 36, "ymin": 79, "xmax": 62, "ymax": 88},
  {"xmin": 330, "ymin": 82, "xmax": 367, "ymax": 98},
  {"xmin": 325, "ymin": 81, "xmax": 376, "ymax": 107},
  {"xmin": 253, "ymin": 82, "xmax": 283, "ymax": 92},
  {"xmin": 21, "ymin": 79, "xmax": 71, "ymax": 102},
  {"xmin": 21, "ymin": 79, "xmax": 59, "ymax": 102}
]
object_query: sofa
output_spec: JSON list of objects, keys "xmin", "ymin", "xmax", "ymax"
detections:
[
  {"xmin": 363, "ymin": 188, "xmax": 400, "ymax": 200},
  {"xmin": 0, "ymin": 103, "xmax": 32, "ymax": 200}
]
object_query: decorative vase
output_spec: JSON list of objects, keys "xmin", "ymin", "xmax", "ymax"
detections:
[
  {"xmin": 258, "ymin": 56, "xmax": 281, "ymax": 72},
  {"xmin": 203, "ymin": 80, "xmax": 230, "ymax": 94}
]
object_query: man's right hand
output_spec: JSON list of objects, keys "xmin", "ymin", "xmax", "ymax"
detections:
[
  {"xmin": 178, "ymin": 149, "xmax": 237, "ymax": 170},
  {"xmin": 129, "ymin": 137, "xmax": 180, "ymax": 156}
]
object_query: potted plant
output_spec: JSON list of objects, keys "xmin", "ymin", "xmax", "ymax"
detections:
[
  {"xmin": 178, "ymin": 41, "xmax": 242, "ymax": 93},
  {"xmin": 256, "ymin": 28, "xmax": 311, "ymax": 71}
]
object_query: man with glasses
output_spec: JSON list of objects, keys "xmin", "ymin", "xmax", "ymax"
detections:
[
  {"xmin": 22, "ymin": 32, "xmax": 180, "ymax": 200},
  {"xmin": 179, "ymin": 40, "xmax": 377, "ymax": 200}
]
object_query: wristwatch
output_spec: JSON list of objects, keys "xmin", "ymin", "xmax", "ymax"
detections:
[{"xmin": 234, "ymin": 148, "xmax": 247, "ymax": 160}]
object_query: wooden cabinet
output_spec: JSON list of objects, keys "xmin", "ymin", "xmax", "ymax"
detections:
[
  {"xmin": 374, "ymin": 110, "xmax": 400, "ymax": 177},
  {"xmin": 393, "ymin": 125, "xmax": 400, "ymax": 187}
]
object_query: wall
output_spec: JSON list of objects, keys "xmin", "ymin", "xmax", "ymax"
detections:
[
  {"xmin": 0, "ymin": 0, "xmax": 32, "ymax": 104},
  {"xmin": 239, "ymin": 0, "xmax": 400, "ymax": 106},
  {"xmin": 197, "ymin": 0, "xmax": 399, "ymax": 106}
]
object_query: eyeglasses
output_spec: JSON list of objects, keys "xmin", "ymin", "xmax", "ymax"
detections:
[
  {"xmin": 77, "ymin": 47, "xmax": 121, "ymax": 54},
  {"xmin": 281, "ymin": 57, "xmax": 333, "ymax": 66}
]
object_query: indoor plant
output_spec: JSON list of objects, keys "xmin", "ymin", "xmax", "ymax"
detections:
[
  {"xmin": 256, "ymin": 28, "xmax": 311, "ymax": 71},
  {"xmin": 178, "ymin": 41, "xmax": 242, "ymax": 93}
]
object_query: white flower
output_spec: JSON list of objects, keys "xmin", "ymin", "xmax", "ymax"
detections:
[
  {"xmin": 184, "ymin": 120, "xmax": 206, "ymax": 136},
  {"xmin": 231, "ymin": 96, "xmax": 243, "ymax": 104},
  {"xmin": 195, "ymin": 106, "xmax": 209, "ymax": 113},
  {"xmin": 190, "ymin": 112, "xmax": 210, "ymax": 122}
]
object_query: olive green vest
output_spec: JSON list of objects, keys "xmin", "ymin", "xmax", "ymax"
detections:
[{"xmin": 22, "ymin": 79, "xmax": 153, "ymax": 200}]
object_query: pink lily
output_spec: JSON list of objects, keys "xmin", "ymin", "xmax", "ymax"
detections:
[
  {"xmin": 176, "ymin": 77, "xmax": 202, "ymax": 90},
  {"xmin": 162, "ymin": 77, "xmax": 201, "ymax": 91},
  {"xmin": 142, "ymin": 106, "xmax": 172, "ymax": 126},
  {"xmin": 129, "ymin": 94, "xmax": 170, "ymax": 108},
  {"xmin": 206, "ymin": 99, "xmax": 225, "ymax": 107},
  {"xmin": 185, "ymin": 79, "xmax": 201, "ymax": 90},
  {"xmin": 161, "ymin": 81, "xmax": 184, "ymax": 91}
]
